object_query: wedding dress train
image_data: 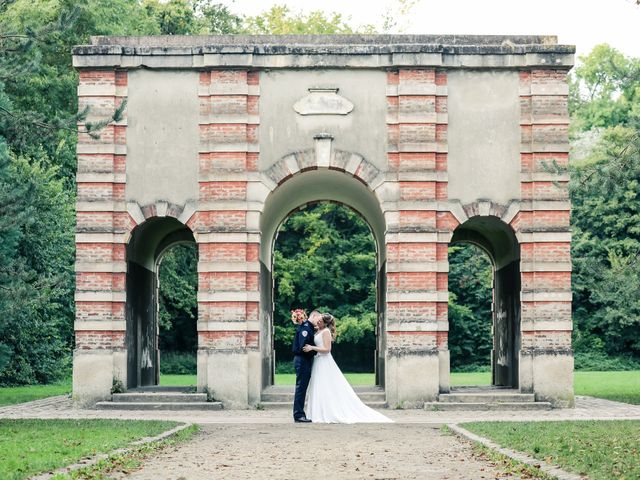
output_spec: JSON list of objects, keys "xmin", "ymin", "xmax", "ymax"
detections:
[{"xmin": 307, "ymin": 329, "xmax": 393, "ymax": 424}]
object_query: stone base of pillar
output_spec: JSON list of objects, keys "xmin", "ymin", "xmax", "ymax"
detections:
[
  {"xmin": 198, "ymin": 349, "xmax": 252, "ymax": 408},
  {"xmin": 386, "ymin": 352, "xmax": 440, "ymax": 408},
  {"xmin": 532, "ymin": 352, "xmax": 574, "ymax": 407},
  {"xmin": 72, "ymin": 349, "xmax": 126, "ymax": 407},
  {"xmin": 519, "ymin": 351, "xmax": 534, "ymax": 393}
]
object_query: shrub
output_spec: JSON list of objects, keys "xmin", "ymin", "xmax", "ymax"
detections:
[
  {"xmin": 574, "ymin": 351, "xmax": 640, "ymax": 371},
  {"xmin": 275, "ymin": 361, "xmax": 295, "ymax": 374},
  {"xmin": 160, "ymin": 352, "xmax": 196, "ymax": 375}
]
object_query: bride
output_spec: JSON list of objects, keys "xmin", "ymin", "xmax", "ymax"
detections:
[{"xmin": 302, "ymin": 313, "xmax": 393, "ymax": 424}]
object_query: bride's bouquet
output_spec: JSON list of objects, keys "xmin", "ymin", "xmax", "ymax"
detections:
[{"xmin": 290, "ymin": 308, "xmax": 307, "ymax": 325}]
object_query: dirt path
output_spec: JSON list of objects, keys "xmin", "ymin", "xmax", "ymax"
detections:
[{"xmin": 121, "ymin": 423, "xmax": 518, "ymax": 480}]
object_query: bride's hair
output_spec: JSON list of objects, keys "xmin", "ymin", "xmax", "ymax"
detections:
[{"xmin": 321, "ymin": 313, "xmax": 336, "ymax": 341}]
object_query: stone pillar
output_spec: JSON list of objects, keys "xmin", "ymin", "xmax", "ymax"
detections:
[
  {"xmin": 433, "ymin": 70, "xmax": 454, "ymax": 394},
  {"xmin": 516, "ymin": 69, "xmax": 574, "ymax": 407},
  {"xmin": 384, "ymin": 69, "xmax": 447, "ymax": 406},
  {"xmin": 196, "ymin": 69, "xmax": 261, "ymax": 407},
  {"xmin": 73, "ymin": 69, "xmax": 130, "ymax": 405}
]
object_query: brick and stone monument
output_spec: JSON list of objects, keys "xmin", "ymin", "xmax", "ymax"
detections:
[{"xmin": 72, "ymin": 35, "xmax": 575, "ymax": 408}]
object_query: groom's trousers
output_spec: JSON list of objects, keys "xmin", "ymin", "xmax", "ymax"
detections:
[{"xmin": 293, "ymin": 355, "xmax": 313, "ymax": 419}]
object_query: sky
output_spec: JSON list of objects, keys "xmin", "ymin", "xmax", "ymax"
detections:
[{"xmin": 230, "ymin": 0, "xmax": 640, "ymax": 60}]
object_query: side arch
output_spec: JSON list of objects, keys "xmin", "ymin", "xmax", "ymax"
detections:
[
  {"xmin": 125, "ymin": 216, "xmax": 196, "ymax": 388},
  {"xmin": 451, "ymin": 215, "xmax": 521, "ymax": 388}
]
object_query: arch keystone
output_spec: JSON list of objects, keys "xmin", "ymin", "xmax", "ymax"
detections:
[
  {"xmin": 314, "ymin": 133, "xmax": 333, "ymax": 167},
  {"xmin": 477, "ymin": 200, "xmax": 491, "ymax": 216},
  {"xmin": 156, "ymin": 201, "xmax": 168, "ymax": 217}
]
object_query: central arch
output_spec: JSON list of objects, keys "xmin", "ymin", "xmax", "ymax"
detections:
[
  {"xmin": 450, "ymin": 215, "xmax": 521, "ymax": 388},
  {"xmin": 125, "ymin": 216, "xmax": 196, "ymax": 389},
  {"xmin": 259, "ymin": 166, "xmax": 387, "ymax": 391}
]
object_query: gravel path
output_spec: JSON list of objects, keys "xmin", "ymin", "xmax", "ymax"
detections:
[{"xmin": 118, "ymin": 423, "xmax": 517, "ymax": 480}]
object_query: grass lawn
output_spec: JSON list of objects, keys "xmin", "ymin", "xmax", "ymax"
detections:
[
  {"xmin": 462, "ymin": 420, "xmax": 640, "ymax": 480},
  {"xmin": 450, "ymin": 371, "xmax": 491, "ymax": 386},
  {"xmin": 449, "ymin": 370, "xmax": 640, "ymax": 404},
  {"xmin": 0, "ymin": 419, "xmax": 179, "ymax": 480},
  {"xmin": 574, "ymin": 371, "xmax": 640, "ymax": 404},
  {"xmin": 274, "ymin": 373, "xmax": 375, "ymax": 386},
  {"xmin": 159, "ymin": 374, "xmax": 197, "ymax": 386},
  {"xmin": 4, "ymin": 370, "xmax": 638, "ymax": 405},
  {"xmin": 0, "ymin": 380, "xmax": 71, "ymax": 407}
]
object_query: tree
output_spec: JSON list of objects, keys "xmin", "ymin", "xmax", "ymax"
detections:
[
  {"xmin": 194, "ymin": 0, "xmax": 242, "ymax": 34},
  {"xmin": 158, "ymin": 244, "xmax": 198, "ymax": 353},
  {"xmin": 447, "ymin": 244, "xmax": 493, "ymax": 370},
  {"xmin": 569, "ymin": 44, "xmax": 640, "ymax": 363},
  {"xmin": 570, "ymin": 44, "xmax": 640, "ymax": 131},
  {"xmin": 243, "ymin": 5, "xmax": 361, "ymax": 35},
  {"xmin": 570, "ymin": 125, "xmax": 640, "ymax": 359},
  {"xmin": 0, "ymin": 144, "xmax": 74, "ymax": 385}
]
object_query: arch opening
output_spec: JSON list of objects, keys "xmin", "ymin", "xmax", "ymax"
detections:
[
  {"xmin": 259, "ymin": 169, "xmax": 387, "ymax": 390},
  {"xmin": 450, "ymin": 216, "xmax": 521, "ymax": 388},
  {"xmin": 125, "ymin": 216, "xmax": 196, "ymax": 389}
]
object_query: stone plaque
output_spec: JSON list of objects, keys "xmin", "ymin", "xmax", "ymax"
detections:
[{"xmin": 293, "ymin": 87, "xmax": 354, "ymax": 116}]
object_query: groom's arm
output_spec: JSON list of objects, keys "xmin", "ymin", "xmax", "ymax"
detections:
[{"xmin": 303, "ymin": 324, "xmax": 317, "ymax": 356}]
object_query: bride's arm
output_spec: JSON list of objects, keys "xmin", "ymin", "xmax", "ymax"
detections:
[{"xmin": 303, "ymin": 330, "xmax": 332, "ymax": 353}]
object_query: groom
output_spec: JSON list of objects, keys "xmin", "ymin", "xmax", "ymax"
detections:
[{"xmin": 292, "ymin": 310, "xmax": 320, "ymax": 423}]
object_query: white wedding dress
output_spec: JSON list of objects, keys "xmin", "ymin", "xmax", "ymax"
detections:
[{"xmin": 307, "ymin": 328, "xmax": 393, "ymax": 424}]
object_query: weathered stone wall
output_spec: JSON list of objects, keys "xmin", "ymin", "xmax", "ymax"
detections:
[{"xmin": 72, "ymin": 35, "xmax": 574, "ymax": 408}]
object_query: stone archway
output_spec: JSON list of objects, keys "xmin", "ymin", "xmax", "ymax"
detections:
[
  {"xmin": 258, "ymin": 142, "xmax": 388, "ymax": 394},
  {"xmin": 450, "ymin": 215, "xmax": 521, "ymax": 388},
  {"xmin": 125, "ymin": 216, "xmax": 196, "ymax": 389}
]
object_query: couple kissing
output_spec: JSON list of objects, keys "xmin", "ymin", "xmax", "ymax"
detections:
[{"xmin": 291, "ymin": 309, "xmax": 392, "ymax": 424}]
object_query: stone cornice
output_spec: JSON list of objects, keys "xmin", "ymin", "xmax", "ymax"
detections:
[{"xmin": 72, "ymin": 34, "xmax": 575, "ymax": 70}]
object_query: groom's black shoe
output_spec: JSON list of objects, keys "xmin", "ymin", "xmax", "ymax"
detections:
[{"xmin": 294, "ymin": 417, "xmax": 312, "ymax": 423}]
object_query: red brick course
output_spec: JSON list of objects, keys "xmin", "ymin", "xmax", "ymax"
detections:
[
  {"xmin": 388, "ymin": 243, "xmax": 437, "ymax": 262},
  {"xmin": 388, "ymin": 272, "xmax": 438, "ymax": 291},
  {"xmin": 76, "ymin": 331, "xmax": 125, "ymax": 349},
  {"xmin": 199, "ymin": 181, "xmax": 247, "ymax": 201},
  {"xmin": 198, "ymin": 301, "xmax": 259, "ymax": 322}
]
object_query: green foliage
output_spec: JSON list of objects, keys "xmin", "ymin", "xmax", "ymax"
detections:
[
  {"xmin": 570, "ymin": 45, "xmax": 640, "ymax": 360},
  {"xmin": 574, "ymin": 351, "xmax": 640, "ymax": 372},
  {"xmin": 447, "ymin": 244, "xmax": 493, "ymax": 370},
  {"xmin": 273, "ymin": 203, "xmax": 376, "ymax": 370},
  {"xmin": 335, "ymin": 313, "xmax": 376, "ymax": 344},
  {"xmin": 158, "ymin": 244, "xmax": 198, "ymax": 354},
  {"xmin": 160, "ymin": 352, "xmax": 196, "ymax": 375},
  {"xmin": 143, "ymin": 0, "xmax": 199, "ymax": 34},
  {"xmin": 243, "ymin": 5, "xmax": 360, "ymax": 34},
  {"xmin": 194, "ymin": 0, "xmax": 242, "ymax": 34},
  {"xmin": 275, "ymin": 361, "xmax": 296, "ymax": 374},
  {"xmin": 570, "ymin": 44, "xmax": 640, "ymax": 130},
  {"xmin": 0, "ymin": 148, "xmax": 74, "ymax": 385},
  {"xmin": 143, "ymin": 0, "xmax": 242, "ymax": 35}
]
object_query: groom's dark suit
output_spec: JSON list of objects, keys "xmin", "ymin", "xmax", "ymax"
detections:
[{"xmin": 292, "ymin": 320, "xmax": 316, "ymax": 421}]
